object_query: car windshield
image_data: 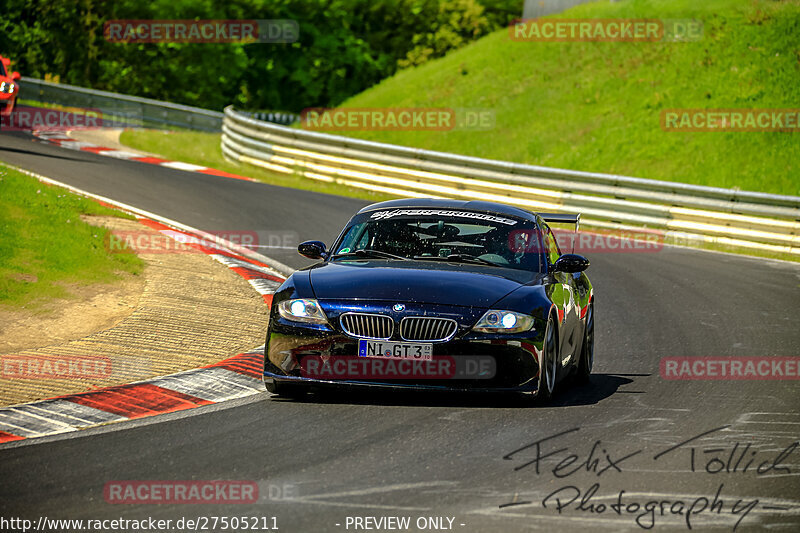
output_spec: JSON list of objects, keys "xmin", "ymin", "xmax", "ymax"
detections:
[{"xmin": 333, "ymin": 212, "xmax": 542, "ymax": 272}]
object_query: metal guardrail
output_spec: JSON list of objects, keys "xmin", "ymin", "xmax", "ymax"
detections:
[
  {"xmin": 20, "ymin": 77, "xmax": 223, "ymax": 131},
  {"xmin": 222, "ymin": 106, "xmax": 800, "ymax": 256}
]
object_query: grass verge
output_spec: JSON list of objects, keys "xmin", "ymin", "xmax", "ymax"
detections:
[{"xmin": 0, "ymin": 164, "xmax": 144, "ymax": 309}]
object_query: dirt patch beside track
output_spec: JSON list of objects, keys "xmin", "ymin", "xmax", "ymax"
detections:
[
  {"xmin": 0, "ymin": 277, "xmax": 144, "ymax": 354},
  {"xmin": 0, "ymin": 216, "xmax": 268, "ymax": 406}
]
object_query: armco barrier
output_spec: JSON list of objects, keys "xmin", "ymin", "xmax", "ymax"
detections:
[
  {"xmin": 221, "ymin": 106, "xmax": 800, "ymax": 256},
  {"xmin": 20, "ymin": 77, "xmax": 223, "ymax": 131}
]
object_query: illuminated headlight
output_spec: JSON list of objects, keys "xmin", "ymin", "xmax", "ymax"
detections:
[
  {"xmin": 473, "ymin": 310, "xmax": 534, "ymax": 334},
  {"xmin": 0, "ymin": 82, "xmax": 13, "ymax": 94},
  {"xmin": 278, "ymin": 298, "xmax": 328, "ymax": 324}
]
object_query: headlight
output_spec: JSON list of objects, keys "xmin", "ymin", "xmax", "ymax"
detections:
[
  {"xmin": 277, "ymin": 298, "xmax": 328, "ymax": 324},
  {"xmin": 473, "ymin": 310, "xmax": 534, "ymax": 334}
]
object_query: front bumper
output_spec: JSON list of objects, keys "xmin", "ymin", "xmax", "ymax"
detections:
[{"xmin": 265, "ymin": 321, "xmax": 544, "ymax": 393}]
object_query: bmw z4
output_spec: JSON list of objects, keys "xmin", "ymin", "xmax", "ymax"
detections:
[{"xmin": 263, "ymin": 198, "xmax": 594, "ymax": 401}]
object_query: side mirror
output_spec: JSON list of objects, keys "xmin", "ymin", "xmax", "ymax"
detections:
[
  {"xmin": 11, "ymin": 72, "xmax": 20, "ymax": 81},
  {"xmin": 298, "ymin": 240, "xmax": 327, "ymax": 260},
  {"xmin": 553, "ymin": 254, "xmax": 590, "ymax": 273}
]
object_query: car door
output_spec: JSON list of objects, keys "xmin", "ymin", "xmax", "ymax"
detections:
[{"xmin": 544, "ymin": 224, "xmax": 580, "ymax": 364}]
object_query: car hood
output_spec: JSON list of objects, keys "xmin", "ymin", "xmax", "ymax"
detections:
[{"xmin": 307, "ymin": 260, "xmax": 542, "ymax": 308}]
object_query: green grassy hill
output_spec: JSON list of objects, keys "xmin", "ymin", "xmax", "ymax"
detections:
[
  {"xmin": 325, "ymin": 0, "xmax": 800, "ymax": 196},
  {"xmin": 0, "ymin": 165, "xmax": 142, "ymax": 307}
]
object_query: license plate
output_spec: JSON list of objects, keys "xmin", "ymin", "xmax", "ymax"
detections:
[{"xmin": 358, "ymin": 340, "xmax": 433, "ymax": 360}]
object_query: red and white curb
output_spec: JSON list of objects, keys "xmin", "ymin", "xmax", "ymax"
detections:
[
  {"xmin": 32, "ymin": 130, "xmax": 258, "ymax": 182},
  {"xmin": 0, "ymin": 350, "xmax": 265, "ymax": 444},
  {"xmin": 0, "ymin": 166, "xmax": 289, "ymax": 446}
]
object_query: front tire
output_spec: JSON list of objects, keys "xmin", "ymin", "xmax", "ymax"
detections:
[
  {"xmin": 537, "ymin": 316, "xmax": 558, "ymax": 402},
  {"xmin": 267, "ymin": 379, "xmax": 308, "ymax": 399}
]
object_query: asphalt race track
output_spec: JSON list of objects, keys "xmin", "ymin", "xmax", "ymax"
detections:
[{"xmin": 1, "ymin": 131, "xmax": 799, "ymax": 532}]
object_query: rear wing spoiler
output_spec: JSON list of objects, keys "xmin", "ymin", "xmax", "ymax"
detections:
[
  {"xmin": 537, "ymin": 213, "xmax": 581, "ymax": 232},
  {"xmin": 538, "ymin": 213, "xmax": 581, "ymax": 255}
]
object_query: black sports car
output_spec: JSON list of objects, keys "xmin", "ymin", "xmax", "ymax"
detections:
[{"xmin": 263, "ymin": 198, "xmax": 593, "ymax": 401}]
